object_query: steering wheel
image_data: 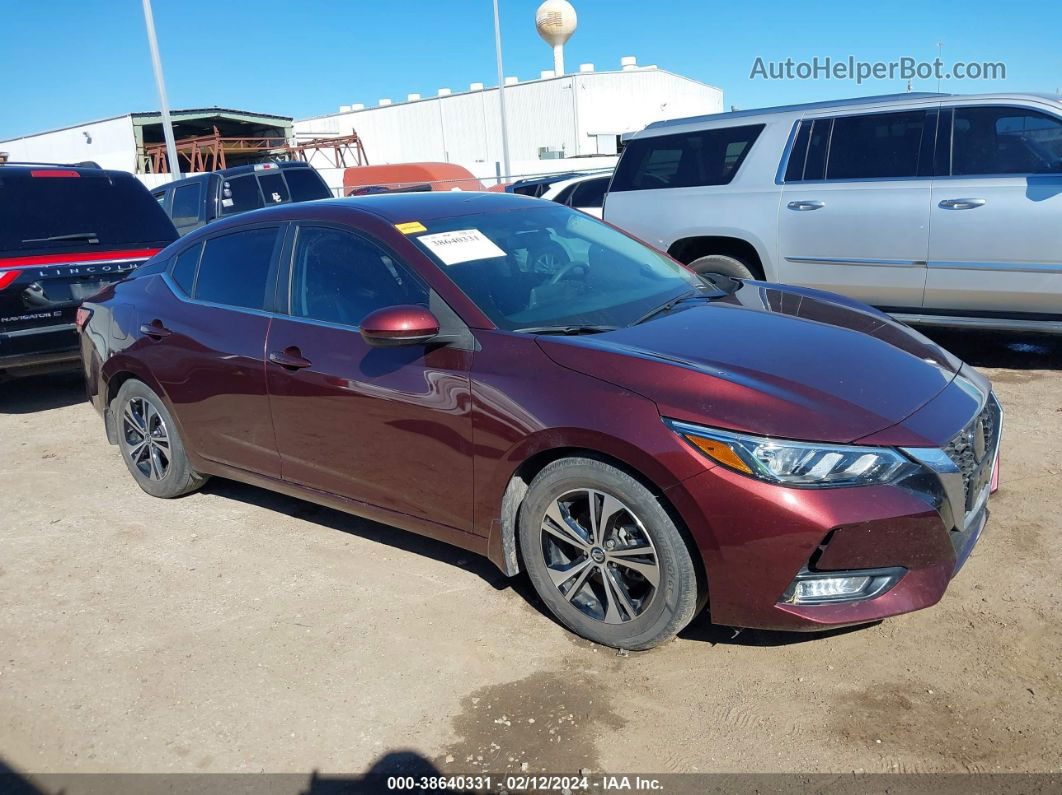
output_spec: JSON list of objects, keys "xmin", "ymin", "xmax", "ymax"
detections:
[{"xmin": 547, "ymin": 260, "xmax": 588, "ymax": 286}]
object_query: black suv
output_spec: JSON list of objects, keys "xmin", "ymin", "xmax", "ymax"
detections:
[
  {"xmin": 0, "ymin": 164, "xmax": 178, "ymax": 378},
  {"xmin": 152, "ymin": 162, "xmax": 331, "ymax": 236}
]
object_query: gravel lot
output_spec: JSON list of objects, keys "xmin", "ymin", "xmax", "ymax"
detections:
[{"xmin": 0, "ymin": 329, "xmax": 1059, "ymax": 779}]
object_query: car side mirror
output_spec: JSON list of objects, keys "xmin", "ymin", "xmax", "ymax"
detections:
[{"xmin": 360, "ymin": 305, "xmax": 441, "ymax": 348}]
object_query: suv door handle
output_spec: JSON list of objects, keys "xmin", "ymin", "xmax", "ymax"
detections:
[
  {"xmin": 786, "ymin": 200, "xmax": 824, "ymax": 211},
  {"xmin": 139, "ymin": 321, "xmax": 171, "ymax": 339},
  {"xmin": 269, "ymin": 347, "xmax": 312, "ymax": 370},
  {"xmin": 938, "ymin": 198, "xmax": 986, "ymax": 210}
]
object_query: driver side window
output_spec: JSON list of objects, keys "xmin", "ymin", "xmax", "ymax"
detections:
[
  {"xmin": 952, "ymin": 106, "xmax": 1062, "ymax": 176},
  {"xmin": 289, "ymin": 226, "xmax": 428, "ymax": 327}
]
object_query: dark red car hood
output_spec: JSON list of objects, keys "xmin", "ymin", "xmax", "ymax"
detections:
[{"xmin": 537, "ymin": 283, "xmax": 962, "ymax": 444}]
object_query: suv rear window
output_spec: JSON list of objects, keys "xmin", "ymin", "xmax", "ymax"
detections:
[
  {"xmin": 610, "ymin": 124, "xmax": 764, "ymax": 191},
  {"xmin": 258, "ymin": 172, "xmax": 290, "ymax": 205},
  {"xmin": 221, "ymin": 175, "xmax": 263, "ymax": 216},
  {"xmin": 283, "ymin": 168, "xmax": 331, "ymax": 201},
  {"xmin": 0, "ymin": 172, "xmax": 177, "ymax": 253}
]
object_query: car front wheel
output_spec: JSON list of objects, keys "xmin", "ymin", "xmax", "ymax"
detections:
[{"xmin": 519, "ymin": 457, "xmax": 702, "ymax": 649}]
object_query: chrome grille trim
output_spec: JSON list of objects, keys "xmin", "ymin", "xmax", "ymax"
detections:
[{"xmin": 902, "ymin": 392, "xmax": 1003, "ymax": 539}]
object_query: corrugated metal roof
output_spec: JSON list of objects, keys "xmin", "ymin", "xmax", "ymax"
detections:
[
  {"xmin": 130, "ymin": 107, "xmax": 292, "ymax": 121},
  {"xmin": 2, "ymin": 107, "xmax": 292, "ymax": 143}
]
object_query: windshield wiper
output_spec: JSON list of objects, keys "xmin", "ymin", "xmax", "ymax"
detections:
[
  {"xmin": 21, "ymin": 231, "xmax": 99, "ymax": 244},
  {"xmin": 632, "ymin": 288, "xmax": 718, "ymax": 326},
  {"xmin": 514, "ymin": 325, "xmax": 618, "ymax": 336}
]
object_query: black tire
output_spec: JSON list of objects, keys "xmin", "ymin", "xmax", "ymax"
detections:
[
  {"xmin": 113, "ymin": 379, "xmax": 207, "ymax": 498},
  {"xmin": 687, "ymin": 254, "xmax": 756, "ymax": 280},
  {"xmin": 519, "ymin": 457, "xmax": 701, "ymax": 650}
]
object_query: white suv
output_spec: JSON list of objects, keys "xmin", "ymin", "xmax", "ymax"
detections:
[{"xmin": 604, "ymin": 92, "xmax": 1062, "ymax": 334}]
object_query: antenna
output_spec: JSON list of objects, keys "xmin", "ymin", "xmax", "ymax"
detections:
[{"xmin": 936, "ymin": 41, "xmax": 944, "ymax": 92}]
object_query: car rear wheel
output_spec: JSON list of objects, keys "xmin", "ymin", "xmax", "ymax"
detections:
[
  {"xmin": 115, "ymin": 379, "xmax": 207, "ymax": 499},
  {"xmin": 687, "ymin": 254, "xmax": 755, "ymax": 280},
  {"xmin": 519, "ymin": 457, "xmax": 701, "ymax": 650}
]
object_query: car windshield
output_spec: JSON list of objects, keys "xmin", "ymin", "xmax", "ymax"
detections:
[{"xmin": 410, "ymin": 204, "xmax": 703, "ymax": 331}]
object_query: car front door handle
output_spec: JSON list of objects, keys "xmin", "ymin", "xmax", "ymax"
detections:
[
  {"xmin": 139, "ymin": 321, "xmax": 171, "ymax": 339},
  {"xmin": 786, "ymin": 200, "xmax": 825, "ymax": 211},
  {"xmin": 269, "ymin": 347, "xmax": 312, "ymax": 370},
  {"xmin": 938, "ymin": 198, "xmax": 987, "ymax": 210}
]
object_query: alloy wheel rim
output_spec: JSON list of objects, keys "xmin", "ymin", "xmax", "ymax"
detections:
[
  {"xmin": 122, "ymin": 397, "xmax": 171, "ymax": 481},
  {"xmin": 540, "ymin": 488, "xmax": 660, "ymax": 624}
]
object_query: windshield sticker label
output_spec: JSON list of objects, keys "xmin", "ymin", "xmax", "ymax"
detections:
[
  {"xmin": 221, "ymin": 198, "xmax": 234, "ymax": 207},
  {"xmin": 395, "ymin": 221, "xmax": 427, "ymax": 234},
  {"xmin": 416, "ymin": 229, "xmax": 506, "ymax": 265}
]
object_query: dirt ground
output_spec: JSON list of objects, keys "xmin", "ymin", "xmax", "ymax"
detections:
[{"xmin": 0, "ymin": 329, "xmax": 1059, "ymax": 780}]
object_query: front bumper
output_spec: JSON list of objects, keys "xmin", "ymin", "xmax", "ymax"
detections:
[{"xmin": 665, "ymin": 392, "xmax": 1001, "ymax": 631}]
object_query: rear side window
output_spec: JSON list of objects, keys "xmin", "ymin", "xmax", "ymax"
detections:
[
  {"xmin": 257, "ymin": 173, "xmax": 290, "ymax": 205},
  {"xmin": 825, "ymin": 110, "xmax": 928, "ymax": 179},
  {"xmin": 220, "ymin": 175, "xmax": 263, "ymax": 216},
  {"xmin": 283, "ymin": 168, "xmax": 331, "ymax": 201},
  {"xmin": 170, "ymin": 183, "xmax": 201, "ymax": 225},
  {"xmin": 951, "ymin": 106, "xmax": 1062, "ymax": 175},
  {"xmin": 610, "ymin": 124, "xmax": 764, "ymax": 191},
  {"xmin": 170, "ymin": 242, "xmax": 202, "ymax": 295},
  {"xmin": 0, "ymin": 172, "xmax": 177, "ymax": 253},
  {"xmin": 571, "ymin": 177, "xmax": 608, "ymax": 208},
  {"xmin": 194, "ymin": 227, "xmax": 278, "ymax": 310}
]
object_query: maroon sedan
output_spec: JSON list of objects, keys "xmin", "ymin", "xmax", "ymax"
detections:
[{"xmin": 79, "ymin": 192, "xmax": 1001, "ymax": 649}]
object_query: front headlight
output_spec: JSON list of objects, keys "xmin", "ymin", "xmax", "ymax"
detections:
[{"xmin": 665, "ymin": 418, "xmax": 917, "ymax": 488}]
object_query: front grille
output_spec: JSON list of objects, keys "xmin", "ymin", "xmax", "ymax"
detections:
[{"xmin": 942, "ymin": 394, "xmax": 1001, "ymax": 512}]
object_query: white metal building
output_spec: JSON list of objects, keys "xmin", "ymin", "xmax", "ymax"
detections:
[
  {"xmin": 294, "ymin": 58, "xmax": 723, "ymax": 183},
  {"xmin": 0, "ymin": 59, "xmax": 721, "ymax": 191}
]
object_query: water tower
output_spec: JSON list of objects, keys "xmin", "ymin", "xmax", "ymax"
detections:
[{"xmin": 535, "ymin": 0, "xmax": 577, "ymax": 76}]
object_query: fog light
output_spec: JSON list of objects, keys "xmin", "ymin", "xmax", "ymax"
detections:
[{"xmin": 781, "ymin": 568, "xmax": 905, "ymax": 605}]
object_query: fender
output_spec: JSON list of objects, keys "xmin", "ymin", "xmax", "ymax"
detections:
[
  {"xmin": 483, "ymin": 424, "xmax": 706, "ymax": 576},
  {"xmin": 98, "ymin": 353, "xmax": 191, "ymax": 450}
]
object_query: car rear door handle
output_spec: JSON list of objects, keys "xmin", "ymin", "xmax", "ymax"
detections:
[
  {"xmin": 139, "ymin": 321, "xmax": 171, "ymax": 339},
  {"xmin": 269, "ymin": 347, "xmax": 312, "ymax": 370},
  {"xmin": 938, "ymin": 198, "xmax": 986, "ymax": 210},
  {"xmin": 786, "ymin": 200, "xmax": 824, "ymax": 211}
]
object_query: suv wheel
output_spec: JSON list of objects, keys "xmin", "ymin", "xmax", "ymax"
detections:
[
  {"xmin": 687, "ymin": 254, "xmax": 755, "ymax": 280},
  {"xmin": 115, "ymin": 379, "xmax": 208, "ymax": 498},
  {"xmin": 519, "ymin": 457, "xmax": 701, "ymax": 650}
]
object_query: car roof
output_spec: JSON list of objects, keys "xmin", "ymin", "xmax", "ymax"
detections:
[
  {"xmin": 512, "ymin": 171, "xmax": 588, "ymax": 187},
  {"xmin": 639, "ymin": 91, "xmax": 1062, "ymax": 135},
  {"xmin": 0, "ymin": 164, "xmax": 137, "ymax": 180},
  {"xmin": 154, "ymin": 161, "xmax": 316, "ymax": 190},
  {"xmin": 176, "ymin": 190, "xmax": 545, "ymax": 240},
  {"xmin": 543, "ymin": 173, "xmax": 610, "ymax": 197}
]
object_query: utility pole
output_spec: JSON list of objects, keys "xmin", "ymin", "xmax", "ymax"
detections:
[
  {"xmin": 492, "ymin": 0, "xmax": 512, "ymax": 184},
  {"xmin": 142, "ymin": 0, "xmax": 181, "ymax": 178}
]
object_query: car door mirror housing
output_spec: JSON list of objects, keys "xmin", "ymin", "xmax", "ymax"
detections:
[{"xmin": 360, "ymin": 305, "xmax": 441, "ymax": 347}]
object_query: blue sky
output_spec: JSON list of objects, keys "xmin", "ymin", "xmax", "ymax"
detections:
[{"xmin": 2, "ymin": 0, "xmax": 1059, "ymax": 139}]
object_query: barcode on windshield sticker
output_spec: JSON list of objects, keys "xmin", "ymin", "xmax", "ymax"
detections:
[{"xmin": 416, "ymin": 229, "xmax": 506, "ymax": 265}]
